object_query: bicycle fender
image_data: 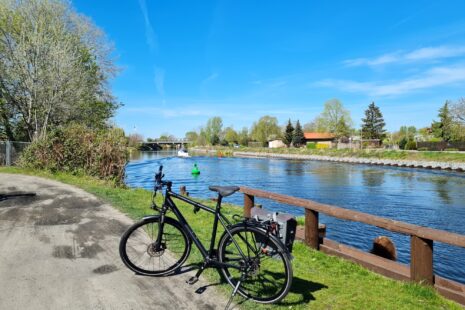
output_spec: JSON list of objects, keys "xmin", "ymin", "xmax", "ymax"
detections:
[{"xmin": 142, "ymin": 214, "xmax": 161, "ymax": 221}]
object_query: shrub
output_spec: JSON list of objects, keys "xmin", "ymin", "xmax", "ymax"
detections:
[
  {"xmin": 316, "ymin": 143, "xmax": 329, "ymax": 149},
  {"xmin": 398, "ymin": 137, "xmax": 408, "ymax": 150},
  {"xmin": 19, "ymin": 124, "xmax": 128, "ymax": 185},
  {"xmin": 404, "ymin": 140, "xmax": 417, "ymax": 150},
  {"xmin": 306, "ymin": 142, "xmax": 316, "ymax": 149},
  {"xmin": 417, "ymin": 147, "xmax": 428, "ymax": 151}
]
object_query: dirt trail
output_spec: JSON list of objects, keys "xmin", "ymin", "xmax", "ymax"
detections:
[{"xmin": 0, "ymin": 173, "xmax": 227, "ymax": 310}]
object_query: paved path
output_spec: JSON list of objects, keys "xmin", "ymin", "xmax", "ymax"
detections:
[{"xmin": 0, "ymin": 173, "xmax": 227, "ymax": 310}]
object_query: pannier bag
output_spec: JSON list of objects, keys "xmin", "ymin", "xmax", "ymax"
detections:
[{"xmin": 251, "ymin": 208, "xmax": 297, "ymax": 253}]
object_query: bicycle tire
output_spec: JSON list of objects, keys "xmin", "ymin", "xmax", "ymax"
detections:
[
  {"xmin": 218, "ymin": 223, "xmax": 293, "ymax": 303},
  {"xmin": 119, "ymin": 216, "xmax": 191, "ymax": 276}
]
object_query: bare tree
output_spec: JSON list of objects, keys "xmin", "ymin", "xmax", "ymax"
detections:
[
  {"xmin": 452, "ymin": 98, "xmax": 465, "ymax": 124},
  {"xmin": 0, "ymin": 0, "xmax": 117, "ymax": 140}
]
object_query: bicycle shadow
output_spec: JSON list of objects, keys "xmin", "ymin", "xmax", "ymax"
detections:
[
  {"xmin": 234, "ymin": 274, "xmax": 327, "ymax": 307},
  {"xmin": 280, "ymin": 276, "xmax": 328, "ymax": 305}
]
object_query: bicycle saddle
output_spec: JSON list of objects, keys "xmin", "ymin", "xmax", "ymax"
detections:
[{"xmin": 208, "ymin": 186, "xmax": 240, "ymax": 197}]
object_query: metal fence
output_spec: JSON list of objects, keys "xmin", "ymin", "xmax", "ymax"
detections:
[
  {"xmin": 417, "ymin": 141, "xmax": 465, "ymax": 151},
  {"xmin": 0, "ymin": 141, "xmax": 31, "ymax": 166}
]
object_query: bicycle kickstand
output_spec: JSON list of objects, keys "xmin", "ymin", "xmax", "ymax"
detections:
[{"xmin": 224, "ymin": 278, "xmax": 242, "ymax": 310}]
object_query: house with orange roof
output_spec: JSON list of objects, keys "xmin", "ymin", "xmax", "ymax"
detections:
[
  {"xmin": 303, "ymin": 132, "xmax": 336, "ymax": 148},
  {"xmin": 304, "ymin": 132, "xmax": 336, "ymax": 142}
]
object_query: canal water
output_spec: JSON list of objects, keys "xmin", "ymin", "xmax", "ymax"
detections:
[{"xmin": 126, "ymin": 151, "xmax": 465, "ymax": 284}]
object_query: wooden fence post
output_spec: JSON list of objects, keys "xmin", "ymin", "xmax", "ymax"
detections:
[
  {"xmin": 305, "ymin": 209, "xmax": 319, "ymax": 249},
  {"xmin": 410, "ymin": 235, "xmax": 434, "ymax": 285},
  {"xmin": 244, "ymin": 194, "xmax": 254, "ymax": 218}
]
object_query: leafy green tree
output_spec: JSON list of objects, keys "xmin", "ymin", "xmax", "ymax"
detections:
[
  {"xmin": 432, "ymin": 102, "xmax": 453, "ymax": 141},
  {"xmin": 197, "ymin": 128, "xmax": 207, "ymax": 146},
  {"xmin": 159, "ymin": 133, "xmax": 175, "ymax": 140},
  {"xmin": 292, "ymin": 120, "xmax": 305, "ymax": 147},
  {"xmin": 185, "ymin": 131, "xmax": 199, "ymax": 146},
  {"xmin": 0, "ymin": 0, "xmax": 118, "ymax": 141},
  {"xmin": 317, "ymin": 99, "xmax": 353, "ymax": 137},
  {"xmin": 204, "ymin": 117, "xmax": 223, "ymax": 145},
  {"xmin": 398, "ymin": 137, "xmax": 408, "ymax": 149},
  {"xmin": 223, "ymin": 127, "xmax": 238, "ymax": 145},
  {"xmin": 361, "ymin": 102, "xmax": 386, "ymax": 140},
  {"xmin": 283, "ymin": 119, "xmax": 294, "ymax": 147},
  {"xmin": 336, "ymin": 116, "xmax": 351, "ymax": 138},
  {"xmin": 238, "ymin": 127, "xmax": 249, "ymax": 146},
  {"xmin": 250, "ymin": 115, "xmax": 281, "ymax": 146}
]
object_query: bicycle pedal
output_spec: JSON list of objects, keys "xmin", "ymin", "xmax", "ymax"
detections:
[{"xmin": 186, "ymin": 276, "xmax": 199, "ymax": 285}]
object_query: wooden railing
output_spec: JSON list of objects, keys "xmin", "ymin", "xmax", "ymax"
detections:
[{"xmin": 240, "ymin": 186, "xmax": 465, "ymax": 305}]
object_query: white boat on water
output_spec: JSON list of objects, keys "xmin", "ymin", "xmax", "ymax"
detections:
[{"xmin": 177, "ymin": 149, "xmax": 190, "ymax": 158}]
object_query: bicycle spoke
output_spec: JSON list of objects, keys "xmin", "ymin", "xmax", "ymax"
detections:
[
  {"xmin": 219, "ymin": 225, "xmax": 291, "ymax": 303},
  {"xmin": 121, "ymin": 218, "xmax": 190, "ymax": 275}
]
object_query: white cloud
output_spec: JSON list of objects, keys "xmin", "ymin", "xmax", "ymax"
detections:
[
  {"xmin": 138, "ymin": 0, "xmax": 157, "ymax": 51},
  {"xmin": 314, "ymin": 66, "xmax": 465, "ymax": 97},
  {"xmin": 405, "ymin": 46, "xmax": 465, "ymax": 61},
  {"xmin": 344, "ymin": 46, "xmax": 465, "ymax": 67},
  {"xmin": 344, "ymin": 53, "xmax": 400, "ymax": 67},
  {"xmin": 154, "ymin": 67, "xmax": 165, "ymax": 97}
]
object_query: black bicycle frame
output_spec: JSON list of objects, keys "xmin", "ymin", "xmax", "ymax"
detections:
[{"xmin": 159, "ymin": 189, "xmax": 248, "ymax": 270}]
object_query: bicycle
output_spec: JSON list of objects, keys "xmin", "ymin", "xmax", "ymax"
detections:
[{"xmin": 119, "ymin": 166, "xmax": 293, "ymax": 305}]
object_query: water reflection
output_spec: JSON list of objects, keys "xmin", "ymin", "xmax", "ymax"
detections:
[
  {"xmin": 125, "ymin": 151, "xmax": 465, "ymax": 283},
  {"xmin": 310, "ymin": 164, "xmax": 353, "ymax": 187},
  {"xmin": 431, "ymin": 177, "xmax": 451, "ymax": 204},
  {"xmin": 361, "ymin": 169, "xmax": 385, "ymax": 187}
]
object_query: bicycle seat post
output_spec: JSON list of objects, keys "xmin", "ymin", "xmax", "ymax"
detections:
[{"xmin": 215, "ymin": 194, "xmax": 223, "ymax": 210}]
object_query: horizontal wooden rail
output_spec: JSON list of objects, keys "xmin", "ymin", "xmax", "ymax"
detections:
[
  {"xmin": 239, "ymin": 186, "xmax": 465, "ymax": 248},
  {"xmin": 239, "ymin": 185, "xmax": 465, "ymax": 305}
]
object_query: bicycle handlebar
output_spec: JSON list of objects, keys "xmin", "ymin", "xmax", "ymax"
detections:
[{"xmin": 154, "ymin": 165, "xmax": 171, "ymax": 190}]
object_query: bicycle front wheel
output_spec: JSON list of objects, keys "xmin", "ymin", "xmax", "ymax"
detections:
[
  {"xmin": 119, "ymin": 216, "xmax": 191, "ymax": 276},
  {"xmin": 218, "ymin": 224, "xmax": 293, "ymax": 304}
]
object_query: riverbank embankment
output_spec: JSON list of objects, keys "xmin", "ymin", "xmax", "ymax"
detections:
[
  {"xmin": 233, "ymin": 151, "xmax": 465, "ymax": 171},
  {"xmin": 191, "ymin": 147, "xmax": 465, "ymax": 172}
]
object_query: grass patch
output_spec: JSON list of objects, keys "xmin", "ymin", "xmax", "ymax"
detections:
[{"xmin": 0, "ymin": 166, "xmax": 461, "ymax": 309}]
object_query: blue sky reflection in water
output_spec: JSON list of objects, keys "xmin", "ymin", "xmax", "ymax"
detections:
[{"xmin": 126, "ymin": 151, "xmax": 465, "ymax": 284}]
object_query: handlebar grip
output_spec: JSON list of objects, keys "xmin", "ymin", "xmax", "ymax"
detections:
[{"xmin": 155, "ymin": 165, "xmax": 164, "ymax": 183}]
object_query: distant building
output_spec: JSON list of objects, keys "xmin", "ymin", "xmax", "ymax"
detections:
[
  {"xmin": 268, "ymin": 139, "xmax": 286, "ymax": 148},
  {"xmin": 304, "ymin": 132, "xmax": 336, "ymax": 144}
]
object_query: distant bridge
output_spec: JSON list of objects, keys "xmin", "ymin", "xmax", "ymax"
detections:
[{"xmin": 140, "ymin": 139, "xmax": 192, "ymax": 151}]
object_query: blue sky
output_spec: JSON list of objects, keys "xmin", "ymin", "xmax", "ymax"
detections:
[{"xmin": 73, "ymin": 0, "xmax": 465, "ymax": 138}]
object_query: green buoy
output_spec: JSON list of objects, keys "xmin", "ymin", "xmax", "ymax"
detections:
[{"xmin": 191, "ymin": 163, "xmax": 200, "ymax": 175}]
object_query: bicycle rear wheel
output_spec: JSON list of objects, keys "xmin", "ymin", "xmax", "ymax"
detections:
[
  {"xmin": 119, "ymin": 216, "xmax": 191, "ymax": 276},
  {"xmin": 218, "ymin": 224, "xmax": 293, "ymax": 304}
]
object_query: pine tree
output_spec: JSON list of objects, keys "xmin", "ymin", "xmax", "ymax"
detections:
[
  {"xmin": 283, "ymin": 119, "xmax": 294, "ymax": 147},
  {"xmin": 361, "ymin": 102, "xmax": 386, "ymax": 140},
  {"xmin": 292, "ymin": 120, "xmax": 305, "ymax": 147},
  {"xmin": 432, "ymin": 101, "xmax": 453, "ymax": 142}
]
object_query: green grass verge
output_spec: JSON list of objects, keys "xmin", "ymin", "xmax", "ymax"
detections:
[
  {"xmin": 195, "ymin": 146, "xmax": 465, "ymax": 163},
  {"xmin": 0, "ymin": 166, "xmax": 460, "ymax": 310}
]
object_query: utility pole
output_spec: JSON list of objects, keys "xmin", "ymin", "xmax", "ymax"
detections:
[{"xmin": 360, "ymin": 129, "xmax": 363, "ymax": 150}]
